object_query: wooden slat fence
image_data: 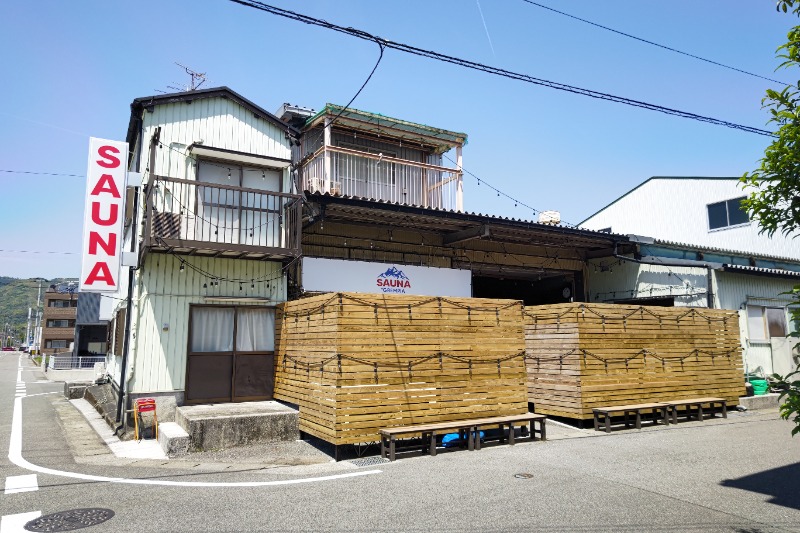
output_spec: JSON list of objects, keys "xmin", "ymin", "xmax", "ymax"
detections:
[
  {"xmin": 524, "ymin": 303, "xmax": 745, "ymax": 420},
  {"xmin": 274, "ymin": 293, "xmax": 529, "ymax": 445}
]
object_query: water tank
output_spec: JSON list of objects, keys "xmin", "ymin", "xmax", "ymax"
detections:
[{"xmin": 538, "ymin": 211, "xmax": 561, "ymax": 225}]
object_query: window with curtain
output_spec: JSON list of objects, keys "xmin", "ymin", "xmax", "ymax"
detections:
[
  {"xmin": 747, "ymin": 305, "xmax": 788, "ymax": 341},
  {"xmin": 189, "ymin": 306, "xmax": 275, "ymax": 353}
]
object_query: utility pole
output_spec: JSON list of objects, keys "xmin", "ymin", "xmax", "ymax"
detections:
[
  {"xmin": 25, "ymin": 307, "xmax": 32, "ymax": 349},
  {"xmin": 33, "ymin": 280, "xmax": 43, "ymax": 354}
]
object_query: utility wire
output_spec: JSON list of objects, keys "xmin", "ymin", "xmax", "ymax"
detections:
[
  {"xmin": 227, "ymin": 0, "xmax": 776, "ymax": 137},
  {"xmin": 1, "ymin": 170, "xmax": 84, "ymax": 178},
  {"xmin": 0, "ymin": 249, "xmax": 77, "ymax": 255},
  {"xmin": 521, "ymin": 0, "xmax": 787, "ymax": 86}
]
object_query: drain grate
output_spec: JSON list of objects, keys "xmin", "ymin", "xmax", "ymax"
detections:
[
  {"xmin": 349, "ymin": 456, "xmax": 391, "ymax": 467},
  {"xmin": 514, "ymin": 473, "xmax": 534, "ymax": 479},
  {"xmin": 25, "ymin": 509, "xmax": 115, "ymax": 531}
]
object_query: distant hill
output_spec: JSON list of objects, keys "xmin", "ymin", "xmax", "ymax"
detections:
[{"xmin": 0, "ymin": 277, "xmax": 73, "ymax": 344}]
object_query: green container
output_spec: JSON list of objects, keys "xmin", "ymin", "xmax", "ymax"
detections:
[{"xmin": 750, "ymin": 379, "xmax": 769, "ymax": 396}]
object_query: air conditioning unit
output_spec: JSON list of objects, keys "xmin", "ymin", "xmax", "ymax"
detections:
[
  {"xmin": 538, "ymin": 210, "xmax": 561, "ymax": 225},
  {"xmin": 307, "ymin": 177, "xmax": 342, "ymax": 195}
]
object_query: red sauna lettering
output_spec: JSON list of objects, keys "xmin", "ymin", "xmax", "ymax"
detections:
[
  {"xmin": 89, "ymin": 174, "xmax": 121, "ymax": 198},
  {"xmin": 376, "ymin": 279, "xmax": 411, "ymax": 288},
  {"xmin": 83, "ymin": 262, "xmax": 115, "ymax": 287},
  {"xmin": 91, "ymin": 202, "xmax": 119, "ymax": 226},
  {"xmin": 88, "ymin": 231, "xmax": 117, "ymax": 256},
  {"xmin": 96, "ymin": 145, "xmax": 121, "ymax": 168}
]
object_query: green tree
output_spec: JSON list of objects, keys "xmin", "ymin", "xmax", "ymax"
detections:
[{"xmin": 741, "ymin": 0, "xmax": 800, "ymax": 435}]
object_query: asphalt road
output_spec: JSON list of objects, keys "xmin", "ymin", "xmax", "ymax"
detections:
[{"xmin": 2, "ymin": 351, "xmax": 799, "ymax": 533}]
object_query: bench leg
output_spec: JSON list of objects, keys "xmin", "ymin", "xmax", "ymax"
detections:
[
  {"xmin": 593, "ymin": 413, "xmax": 599, "ymax": 432},
  {"xmin": 721, "ymin": 402, "xmax": 727, "ymax": 419},
  {"xmin": 430, "ymin": 432, "xmax": 437, "ymax": 457},
  {"xmin": 698, "ymin": 404, "xmax": 704, "ymax": 421},
  {"xmin": 381, "ymin": 435, "xmax": 387, "ymax": 459},
  {"xmin": 530, "ymin": 421, "xmax": 536, "ymax": 441},
  {"xmin": 475, "ymin": 427, "xmax": 481, "ymax": 451},
  {"xmin": 499, "ymin": 424, "xmax": 505, "ymax": 443},
  {"xmin": 389, "ymin": 436, "xmax": 396, "ymax": 462},
  {"xmin": 635, "ymin": 410, "xmax": 642, "ymax": 430},
  {"xmin": 604, "ymin": 414, "xmax": 611, "ymax": 433},
  {"xmin": 624, "ymin": 411, "xmax": 630, "ymax": 428},
  {"xmin": 508, "ymin": 423, "xmax": 515, "ymax": 445},
  {"xmin": 540, "ymin": 419, "xmax": 547, "ymax": 441},
  {"xmin": 671, "ymin": 406, "xmax": 678, "ymax": 425},
  {"xmin": 468, "ymin": 427, "xmax": 475, "ymax": 451},
  {"xmin": 662, "ymin": 407, "xmax": 669, "ymax": 425}
]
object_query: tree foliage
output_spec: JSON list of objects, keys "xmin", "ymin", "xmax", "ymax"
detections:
[{"xmin": 741, "ymin": 1, "xmax": 800, "ymax": 434}]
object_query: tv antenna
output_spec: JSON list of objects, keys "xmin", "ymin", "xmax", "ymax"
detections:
[{"xmin": 155, "ymin": 62, "xmax": 208, "ymax": 93}]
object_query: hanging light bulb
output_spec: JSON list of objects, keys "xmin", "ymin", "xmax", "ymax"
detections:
[
  {"xmin": 179, "ymin": 262, "xmax": 185, "ymax": 273},
  {"xmin": 239, "ymin": 283, "xmax": 243, "ymax": 291},
  {"xmin": 251, "ymin": 280, "xmax": 255, "ymax": 289},
  {"xmin": 261, "ymin": 170, "xmax": 266, "ymax": 180},
  {"xmin": 203, "ymin": 282, "xmax": 208, "ymax": 289},
  {"xmin": 227, "ymin": 168, "xmax": 232, "ymax": 180}
]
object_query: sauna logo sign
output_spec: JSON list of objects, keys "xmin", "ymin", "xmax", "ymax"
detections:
[{"xmin": 376, "ymin": 266, "xmax": 411, "ymax": 293}]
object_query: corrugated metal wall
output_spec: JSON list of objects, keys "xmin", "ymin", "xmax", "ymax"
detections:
[
  {"xmin": 580, "ymin": 178, "xmax": 800, "ymax": 260},
  {"xmin": 142, "ymin": 99, "xmax": 291, "ymax": 188},
  {"xmin": 586, "ymin": 260, "xmax": 708, "ymax": 307},
  {"xmin": 129, "ymin": 254, "xmax": 286, "ymax": 393}
]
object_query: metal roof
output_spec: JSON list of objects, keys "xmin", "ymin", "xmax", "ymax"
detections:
[
  {"xmin": 306, "ymin": 192, "xmax": 628, "ymax": 251},
  {"xmin": 648, "ymin": 237, "xmax": 800, "ymax": 264},
  {"xmin": 304, "ymin": 104, "xmax": 467, "ymax": 154},
  {"xmin": 720, "ymin": 264, "xmax": 800, "ymax": 279}
]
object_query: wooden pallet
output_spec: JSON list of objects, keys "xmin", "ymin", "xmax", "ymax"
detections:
[
  {"xmin": 274, "ymin": 292, "xmax": 529, "ymax": 445},
  {"xmin": 523, "ymin": 303, "xmax": 745, "ymax": 420}
]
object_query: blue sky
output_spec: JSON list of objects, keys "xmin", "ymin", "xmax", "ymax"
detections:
[{"xmin": 0, "ymin": 0, "xmax": 795, "ymax": 279}]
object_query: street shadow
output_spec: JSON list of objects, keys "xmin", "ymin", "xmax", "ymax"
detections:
[{"xmin": 721, "ymin": 462, "xmax": 800, "ymax": 511}]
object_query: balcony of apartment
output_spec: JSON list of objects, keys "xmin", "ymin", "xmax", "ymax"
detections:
[
  {"xmin": 43, "ymin": 307, "xmax": 78, "ymax": 320},
  {"xmin": 42, "ymin": 327, "xmax": 75, "ymax": 339},
  {"xmin": 141, "ymin": 175, "xmax": 302, "ymax": 260},
  {"xmin": 296, "ymin": 104, "xmax": 467, "ymax": 211}
]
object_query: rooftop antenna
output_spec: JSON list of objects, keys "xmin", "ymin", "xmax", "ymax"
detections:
[{"xmin": 158, "ymin": 63, "xmax": 209, "ymax": 93}]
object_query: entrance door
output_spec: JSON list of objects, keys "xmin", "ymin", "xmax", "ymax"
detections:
[{"xmin": 185, "ymin": 306, "xmax": 275, "ymax": 404}]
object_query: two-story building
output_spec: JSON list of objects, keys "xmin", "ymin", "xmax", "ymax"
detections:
[
  {"xmin": 107, "ymin": 86, "xmax": 634, "ymax": 422},
  {"xmin": 41, "ymin": 282, "xmax": 79, "ymax": 355}
]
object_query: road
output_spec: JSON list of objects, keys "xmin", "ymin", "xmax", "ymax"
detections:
[{"xmin": 2, "ymin": 351, "xmax": 799, "ymax": 532}]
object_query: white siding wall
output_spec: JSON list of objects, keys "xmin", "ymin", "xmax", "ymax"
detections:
[
  {"xmin": 581, "ymin": 178, "xmax": 800, "ymax": 260},
  {"xmin": 586, "ymin": 260, "xmax": 708, "ymax": 307},
  {"xmin": 129, "ymin": 254, "xmax": 286, "ymax": 393},
  {"xmin": 141, "ymin": 99, "xmax": 292, "ymax": 190}
]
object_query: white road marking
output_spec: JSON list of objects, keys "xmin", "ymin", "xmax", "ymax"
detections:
[
  {"xmin": 9, "ymin": 391, "xmax": 381, "ymax": 488},
  {"xmin": 4, "ymin": 474, "xmax": 38, "ymax": 495},
  {"xmin": 0, "ymin": 511, "xmax": 41, "ymax": 533}
]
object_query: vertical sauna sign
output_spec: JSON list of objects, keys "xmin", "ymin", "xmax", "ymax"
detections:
[{"xmin": 79, "ymin": 137, "xmax": 128, "ymax": 293}]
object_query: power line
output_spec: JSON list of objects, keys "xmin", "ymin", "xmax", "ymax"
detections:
[
  {"xmin": 0, "ymin": 249, "xmax": 77, "ymax": 255},
  {"xmin": 0, "ymin": 170, "xmax": 84, "ymax": 178},
  {"xmin": 520, "ymin": 0, "xmax": 787, "ymax": 86},
  {"xmin": 227, "ymin": 0, "xmax": 776, "ymax": 138}
]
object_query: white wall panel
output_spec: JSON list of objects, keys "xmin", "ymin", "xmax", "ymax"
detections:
[
  {"xmin": 581, "ymin": 178, "xmax": 800, "ymax": 260},
  {"xmin": 129, "ymin": 254, "xmax": 286, "ymax": 393},
  {"xmin": 586, "ymin": 260, "xmax": 708, "ymax": 307}
]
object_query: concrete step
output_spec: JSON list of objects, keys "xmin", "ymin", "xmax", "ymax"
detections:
[
  {"xmin": 175, "ymin": 401, "xmax": 299, "ymax": 452},
  {"xmin": 158, "ymin": 422, "xmax": 190, "ymax": 457},
  {"xmin": 739, "ymin": 393, "xmax": 781, "ymax": 411}
]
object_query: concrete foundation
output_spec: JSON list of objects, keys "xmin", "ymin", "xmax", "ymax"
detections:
[
  {"xmin": 739, "ymin": 393, "xmax": 781, "ymax": 411},
  {"xmin": 63, "ymin": 381, "xmax": 94, "ymax": 400},
  {"xmin": 175, "ymin": 401, "xmax": 299, "ymax": 452}
]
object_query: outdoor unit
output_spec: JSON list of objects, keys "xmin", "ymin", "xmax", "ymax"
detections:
[
  {"xmin": 538, "ymin": 210, "xmax": 561, "ymax": 225},
  {"xmin": 307, "ymin": 177, "xmax": 342, "ymax": 195}
]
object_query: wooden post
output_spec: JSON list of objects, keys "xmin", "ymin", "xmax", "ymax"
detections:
[
  {"xmin": 323, "ymin": 117, "xmax": 332, "ymax": 194},
  {"xmin": 455, "ymin": 145, "xmax": 463, "ymax": 212}
]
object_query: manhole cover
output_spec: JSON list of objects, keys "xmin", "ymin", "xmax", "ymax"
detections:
[
  {"xmin": 348, "ymin": 456, "xmax": 391, "ymax": 467},
  {"xmin": 514, "ymin": 473, "xmax": 534, "ymax": 479},
  {"xmin": 25, "ymin": 509, "xmax": 114, "ymax": 531}
]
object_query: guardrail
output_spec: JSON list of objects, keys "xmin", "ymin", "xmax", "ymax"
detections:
[{"xmin": 47, "ymin": 355, "xmax": 106, "ymax": 370}]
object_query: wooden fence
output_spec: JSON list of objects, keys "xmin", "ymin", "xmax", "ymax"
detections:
[
  {"xmin": 274, "ymin": 293, "xmax": 529, "ymax": 445},
  {"xmin": 523, "ymin": 303, "xmax": 745, "ymax": 420}
]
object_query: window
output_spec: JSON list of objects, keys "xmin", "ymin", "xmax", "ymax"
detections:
[
  {"xmin": 46, "ymin": 319, "xmax": 74, "ymax": 328},
  {"xmin": 46, "ymin": 340, "xmax": 68, "ymax": 349},
  {"xmin": 48, "ymin": 299, "xmax": 77, "ymax": 308},
  {"xmin": 707, "ymin": 197, "xmax": 749, "ymax": 230},
  {"xmin": 747, "ymin": 305, "xmax": 788, "ymax": 341}
]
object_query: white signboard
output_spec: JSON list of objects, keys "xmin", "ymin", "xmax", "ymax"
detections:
[
  {"xmin": 303, "ymin": 258, "xmax": 472, "ymax": 297},
  {"xmin": 79, "ymin": 137, "xmax": 128, "ymax": 293}
]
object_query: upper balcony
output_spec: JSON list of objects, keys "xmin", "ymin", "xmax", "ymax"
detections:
[
  {"xmin": 141, "ymin": 175, "xmax": 302, "ymax": 260},
  {"xmin": 294, "ymin": 104, "xmax": 467, "ymax": 211}
]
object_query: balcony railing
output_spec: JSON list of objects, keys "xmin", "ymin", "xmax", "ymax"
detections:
[
  {"xmin": 143, "ymin": 176, "xmax": 302, "ymax": 259},
  {"xmin": 297, "ymin": 146, "xmax": 462, "ymax": 210}
]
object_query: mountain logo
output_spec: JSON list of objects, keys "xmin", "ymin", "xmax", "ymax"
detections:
[{"xmin": 376, "ymin": 266, "xmax": 411, "ymax": 293}]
